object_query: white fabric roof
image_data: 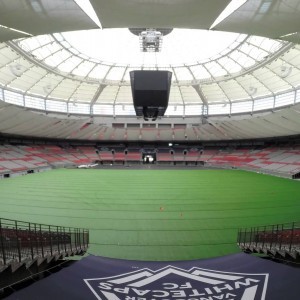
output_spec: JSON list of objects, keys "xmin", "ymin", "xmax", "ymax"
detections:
[{"xmin": 0, "ymin": 0, "xmax": 299, "ymax": 141}]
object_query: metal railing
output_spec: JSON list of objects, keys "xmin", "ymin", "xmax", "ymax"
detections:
[
  {"xmin": 237, "ymin": 221, "xmax": 300, "ymax": 255},
  {"xmin": 0, "ymin": 218, "xmax": 89, "ymax": 267}
]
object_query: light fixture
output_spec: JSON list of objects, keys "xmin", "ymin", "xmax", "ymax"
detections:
[
  {"xmin": 9, "ymin": 63, "xmax": 25, "ymax": 77},
  {"xmin": 43, "ymin": 85, "xmax": 52, "ymax": 94},
  {"xmin": 279, "ymin": 65, "xmax": 292, "ymax": 78},
  {"xmin": 248, "ymin": 86, "xmax": 257, "ymax": 96},
  {"xmin": 139, "ymin": 29, "xmax": 163, "ymax": 52}
]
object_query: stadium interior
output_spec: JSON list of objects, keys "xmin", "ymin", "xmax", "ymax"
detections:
[{"xmin": 0, "ymin": 0, "xmax": 300, "ymax": 299}]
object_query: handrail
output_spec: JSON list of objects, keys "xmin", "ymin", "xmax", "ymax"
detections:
[
  {"xmin": 0, "ymin": 217, "xmax": 89, "ymax": 267},
  {"xmin": 237, "ymin": 221, "xmax": 300, "ymax": 255}
]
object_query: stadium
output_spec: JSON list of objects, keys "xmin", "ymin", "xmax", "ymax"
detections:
[{"xmin": 0, "ymin": 0, "xmax": 299, "ymax": 299}]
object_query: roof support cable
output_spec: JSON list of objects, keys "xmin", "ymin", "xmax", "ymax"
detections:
[
  {"xmin": 202, "ymin": 64, "xmax": 232, "ymax": 109},
  {"xmin": 172, "ymin": 67, "xmax": 185, "ymax": 118},
  {"xmin": 113, "ymin": 66, "xmax": 127, "ymax": 118}
]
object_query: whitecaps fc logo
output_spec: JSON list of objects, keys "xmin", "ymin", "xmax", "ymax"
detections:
[{"xmin": 84, "ymin": 266, "xmax": 268, "ymax": 300}]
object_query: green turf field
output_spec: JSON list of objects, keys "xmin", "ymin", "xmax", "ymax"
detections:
[{"xmin": 0, "ymin": 169, "xmax": 299, "ymax": 261}]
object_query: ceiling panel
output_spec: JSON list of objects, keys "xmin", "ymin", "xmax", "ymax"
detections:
[
  {"xmin": 0, "ymin": 47, "xmax": 19, "ymax": 66},
  {"xmin": 97, "ymin": 85, "xmax": 118, "ymax": 103},
  {"xmin": 50, "ymin": 78, "xmax": 77, "ymax": 100},
  {"xmin": 74, "ymin": 83, "xmax": 99, "ymax": 102},
  {"xmin": 252, "ymin": 68, "xmax": 292, "ymax": 93},
  {"xmin": 0, "ymin": 0, "xmax": 97, "ymax": 37},
  {"xmin": 218, "ymin": 80, "xmax": 249, "ymax": 101},
  {"xmin": 28, "ymin": 73, "xmax": 62, "ymax": 96},
  {"xmin": 180, "ymin": 86, "xmax": 200, "ymax": 103},
  {"xmin": 235, "ymin": 74, "xmax": 272, "ymax": 98},
  {"xmin": 169, "ymin": 86, "xmax": 183, "ymax": 104},
  {"xmin": 0, "ymin": 67, "xmax": 18, "ymax": 85},
  {"xmin": 90, "ymin": 0, "xmax": 231, "ymax": 29},
  {"xmin": 215, "ymin": 0, "xmax": 300, "ymax": 40},
  {"xmin": 202, "ymin": 83, "xmax": 228, "ymax": 102},
  {"xmin": 115, "ymin": 86, "xmax": 132, "ymax": 104}
]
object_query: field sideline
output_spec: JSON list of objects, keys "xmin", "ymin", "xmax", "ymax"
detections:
[{"xmin": 0, "ymin": 169, "xmax": 299, "ymax": 261}]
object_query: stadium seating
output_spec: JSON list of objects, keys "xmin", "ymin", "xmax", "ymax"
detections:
[
  {"xmin": 113, "ymin": 150, "xmax": 126, "ymax": 161},
  {"xmin": 207, "ymin": 147, "xmax": 300, "ymax": 176},
  {"xmin": 125, "ymin": 149, "xmax": 142, "ymax": 161},
  {"xmin": 77, "ymin": 146, "xmax": 99, "ymax": 161},
  {"xmin": 198, "ymin": 149, "xmax": 219, "ymax": 162},
  {"xmin": 99, "ymin": 150, "xmax": 114, "ymax": 162},
  {"xmin": 0, "ymin": 217, "xmax": 89, "ymax": 291},
  {"xmin": 1, "ymin": 143, "xmax": 300, "ymax": 177},
  {"xmin": 238, "ymin": 221, "xmax": 300, "ymax": 260},
  {"xmin": 156, "ymin": 149, "xmax": 173, "ymax": 162},
  {"xmin": 185, "ymin": 149, "xmax": 200, "ymax": 162}
]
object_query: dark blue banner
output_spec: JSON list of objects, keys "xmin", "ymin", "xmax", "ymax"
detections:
[{"xmin": 6, "ymin": 253, "xmax": 300, "ymax": 300}]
